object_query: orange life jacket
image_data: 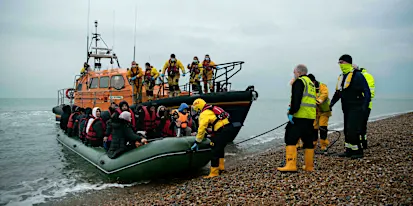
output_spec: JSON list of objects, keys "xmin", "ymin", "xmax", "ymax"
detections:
[{"xmin": 177, "ymin": 112, "xmax": 193, "ymax": 129}]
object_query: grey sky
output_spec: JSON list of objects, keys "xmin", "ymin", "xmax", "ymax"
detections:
[{"xmin": 0, "ymin": 0, "xmax": 412, "ymax": 99}]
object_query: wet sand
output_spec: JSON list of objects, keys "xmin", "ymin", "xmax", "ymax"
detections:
[{"xmin": 45, "ymin": 112, "xmax": 413, "ymax": 205}]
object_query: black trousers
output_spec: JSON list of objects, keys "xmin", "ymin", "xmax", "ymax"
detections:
[
  {"xmin": 343, "ymin": 106, "xmax": 364, "ymax": 148},
  {"xmin": 360, "ymin": 108, "xmax": 371, "ymax": 137},
  {"xmin": 312, "ymin": 126, "xmax": 328, "ymax": 142},
  {"xmin": 209, "ymin": 125, "xmax": 233, "ymax": 167},
  {"xmin": 285, "ymin": 118, "xmax": 314, "ymax": 149}
]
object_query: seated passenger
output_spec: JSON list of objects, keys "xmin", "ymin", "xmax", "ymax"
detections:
[
  {"xmin": 155, "ymin": 106, "xmax": 176, "ymax": 137},
  {"xmin": 104, "ymin": 105, "xmax": 117, "ymax": 151},
  {"xmin": 67, "ymin": 106, "xmax": 81, "ymax": 137},
  {"xmin": 78, "ymin": 107, "xmax": 92, "ymax": 142},
  {"xmin": 142, "ymin": 103, "xmax": 158, "ymax": 139},
  {"xmin": 85, "ymin": 107, "xmax": 106, "ymax": 147},
  {"xmin": 174, "ymin": 103, "xmax": 193, "ymax": 136},
  {"xmin": 60, "ymin": 105, "xmax": 72, "ymax": 133},
  {"xmin": 113, "ymin": 101, "xmax": 137, "ymax": 132},
  {"xmin": 107, "ymin": 111, "xmax": 148, "ymax": 159}
]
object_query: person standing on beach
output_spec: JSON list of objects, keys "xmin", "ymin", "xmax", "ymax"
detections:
[
  {"xmin": 330, "ymin": 54, "xmax": 371, "ymax": 159},
  {"xmin": 307, "ymin": 74, "xmax": 332, "ymax": 153},
  {"xmin": 277, "ymin": 64, "xmax": 317, "ymax": 172},
  {"xmin": 359, "ymin": 67, "xmax": 375, "ymax": 149}
]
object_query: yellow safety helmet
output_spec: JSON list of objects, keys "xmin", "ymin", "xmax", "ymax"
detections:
[{"xmin": 192, "ymin": 98, "xmax": 206, "ymax": 112}]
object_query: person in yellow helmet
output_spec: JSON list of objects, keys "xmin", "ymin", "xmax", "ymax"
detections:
[
  {"xmin": 308, "ymin": 74, "xmax": 332, "ymax": 153},
  {"xmin": 359, "ymin": 67, "xmax": 375, "ymax": 149},
  {"xmin": 201, "ymin": 54, "xmax": 216, "ymax": 94},
  {"xmin": 190, "ymin": 98, "xmax": 232, "ymax": 178},
  {"xmin": 143, "ymin": 62, "xmax": 160, "ymax": 101},
  {"xmin": 161, "ymin": 54, "xmax": 186, "ymax": 97},
  {"xmin": 277, "ymin": 64, "xmax": 316, "ymax": 173},
  {"xmin": 127, "ymin": 61, "xmax": 144, "ymax": 104},
  {"xmin": 187, "ymin": 56, "xmax": 203, "ymax": 94}
]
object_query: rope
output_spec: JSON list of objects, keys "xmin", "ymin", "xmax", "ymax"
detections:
[{"xmin": 234, "ymin": 122, "xmax": 288, "ymax": 146}]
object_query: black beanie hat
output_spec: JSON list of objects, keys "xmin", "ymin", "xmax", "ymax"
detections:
[
  {"xmin": 307, "ymin": 74, "xmax": 316, "ymax": 82},
  {"xmin": 339, "ymin": 54, "xmax": 352, "ymax": 64}
]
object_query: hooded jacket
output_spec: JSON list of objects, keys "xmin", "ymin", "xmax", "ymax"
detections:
[{"xmin": 60, "ymin": 105, "xmax": 72, "ymax": 132}]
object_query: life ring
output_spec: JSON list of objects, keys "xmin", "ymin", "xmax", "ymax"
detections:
[{"xmin": 65, "ymin": 88, "xmax": 75, "ymax": 99}]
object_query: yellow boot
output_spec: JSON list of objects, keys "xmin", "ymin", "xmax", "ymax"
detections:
[
  {"xmin": 320, "ymin": 139, "xmax": 330, "ymax": 152},
  {"xmin": 219, "ymin": 158, "xmax": 225, "ymax": 173},
  {"xmin": 302, "ymin": 149, "xmax": 314, "ymax": 171},
  {"xmin": 277, "ymin": 145, "xmax": 297, "ymax": 172},
  {"xmin": 203, "ymin": 167, "xmax": 219, "ymax": 179}
]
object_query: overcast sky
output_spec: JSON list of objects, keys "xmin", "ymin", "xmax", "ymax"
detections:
[{"xmin": 0, "ymin": 0, "xmax": 412, "ymax": 99}]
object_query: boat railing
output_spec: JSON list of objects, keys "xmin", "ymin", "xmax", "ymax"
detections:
[{"xmin": 180, "ymin": 61, "xmax": 244, "ymax": 94}]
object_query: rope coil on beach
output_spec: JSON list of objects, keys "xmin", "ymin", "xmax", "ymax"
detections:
[{"xmin": 234, "ymin": 122, "xmax": 289, "ymax": 146}]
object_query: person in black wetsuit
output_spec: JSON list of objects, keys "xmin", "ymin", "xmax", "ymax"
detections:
[{"xmin": 330, "ymin": 54, "xmax": 371, "ymax": 159}]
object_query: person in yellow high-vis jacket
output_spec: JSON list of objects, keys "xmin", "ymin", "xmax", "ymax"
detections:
[
  {"xmin": 359, "ymin": 67, "xmax": 375, "ymax": 149},
  {"xmin": 187, "ymin": 56, "xmax": 203, "ymax": 94},
  {"xmin": 126, "ymin": 61, "xmax": 144, "ymax": 104},
  {"xmin": 190, "ymin": 98, "xmax": 232, "ymax": 178},
  {"xmin": 201, "ymin": 54, "xmax": 216, "ymax": 94},
  {"xmin": 143, "ymin": 62, "xmax": 159, "ymax": 101},
  {"xmin": 308, "ymin": 74, "xmax": 332, "ymax": 152},
  {"xmin": 161, "ymin": 54, "xmax": 186, "ymax": 97},
  {"xmin": 277, "ymin": 64, "xmax": 317, "ymax": 173}
]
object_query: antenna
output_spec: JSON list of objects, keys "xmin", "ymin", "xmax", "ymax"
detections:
[
  {"xmin": 86, "ymin": 0, "xmax": 91, "ymax": 61},
  {"xmin": 133, "ymin": 4, "xmax": 137, "ymax": 62},
  {"xmin": 112, "ymin": 10, "xmax": 115, "ymax": 51}
]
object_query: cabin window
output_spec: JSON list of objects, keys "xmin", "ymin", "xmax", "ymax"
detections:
[
  {"xmin": 89, "ymin": 77, "xmax": 99, "ymax": 89},
  {"xmin": 110, "ymin": 75, "xmax": 125, "ymax": 90},
  {"xmin": 77, "ymin": 83, "xmax": 82, "ymax": 91},
  {"xmin": 100, "ymin": 76, "xmax": 109, "ymax": 88}
]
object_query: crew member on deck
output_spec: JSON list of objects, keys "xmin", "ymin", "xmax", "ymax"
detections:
[
  {"xmin": 202, "ymin": 54, "xmax": 216, "ymax": 94},
  {"xmin": 330, "ymin": 55, "xmax": 371, "ymax": 159},
  {"xmin": 190, "ymin": 98, "xmax": 232, "ymax": 178},
  {"xmin": 80, "ymin": 62, "xmax": 91, "ymax": 75},
  {"xmin": 161, "ymin": 54, "xmax": 186, "ymax": 97},
  {"xmin": 143, "ymin": 62, "xmax": 160, "ymax": 101},
  {"xmin": 187, "ymin": 56, "xmax": 203, "ymax": 94},
  {"xmin": 277, "ymin": 64, "xmax": 316, "ymax": 172},
  {"xmin": 127, "ymin": 61, "xmax": 144, "ymax": 104},
  {"xmin": 307, "ymin": 74, "xmax": 332, "ymax": 153}
]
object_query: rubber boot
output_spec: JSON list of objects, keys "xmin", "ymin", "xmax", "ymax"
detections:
[
  {"xmin": 219, "ymin": 158, "xmax": 225, "ymax": 174},
  {"xmin": 302, "ymin": 149, "xmax": 314, "ymax": 171},
  {"xmin": 350, "ymin": 148, "xmax": 364, "ymax": 159},
  {"xmin": 277, "ymin": 145, "xmax": 297, "ymax": 172},
  {"xmin": 320, "ymin": 139, "xmax": 329, "ymax": 152},
  {"xmin": 203, "ymin": 167, "xmax": 219, "ymax": 179},
  {"xmin": 313, "ymin": 141, "xmax": 318, "ymax": 150},
  {"xmin": 337, "ymin": 148, "xmax": 352, "ymax": 157}
]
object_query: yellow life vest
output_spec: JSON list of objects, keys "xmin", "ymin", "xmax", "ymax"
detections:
[
  {"xmin": 361, "ymin": 69, "xmax": 375, "ymax": 109},
  {"xmin": 335, "ymin": 69, "xmax": 355, "ymax": 91},
  {"xmin": 293, "ymin": 76, "xmax": 317, "ymax": 119},
  {"xmin": 317, "ymin": 82, "xmax": 331, "ymax": 112}
]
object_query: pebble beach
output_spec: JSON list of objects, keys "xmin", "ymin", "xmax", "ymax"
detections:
[{"xmin": 48, "ymin": 112, "xmax": 413, "ymax": 206}]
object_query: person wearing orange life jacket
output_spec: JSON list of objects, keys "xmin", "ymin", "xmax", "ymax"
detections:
[
  {"xmin": 67, "ymin": 106, "xmax": 81, "ymax": 137},
  {"xmin": 127, "ymin": 61, "xmax": 144, "ymax": 104},
  {"xmin": 86, "ymin": 107, "xmax": 106, "ymax": 147},
  {"xmin": 190, "ymin": 98, "xmax": 232, "ymax": 178},
  {"xmin": 161, "ymin": 54, "xmax": 186, "ymax": 97},
  {"xmin": 202, "ymin": 54, "xmax": 216, "ymax": 94},
  {"xmin": 143, "ymin": 62, "xmax": 160, "ymax": 101},
  {"xmin": 187, "ymin": 56, "xmax": 203, "ymax": 94},
  {"xmin": 173, "ymin": 103, "xmax": 193, "ymax": 137}
]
